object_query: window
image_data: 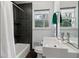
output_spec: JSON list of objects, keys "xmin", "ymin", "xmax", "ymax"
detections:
[
  {"xmin": 34, "ymin": 10, "xmax": 49, "ymax": 29},
  {"xmin": 60, "ymin": 8, "xmax": 76, "ymax": 27}
]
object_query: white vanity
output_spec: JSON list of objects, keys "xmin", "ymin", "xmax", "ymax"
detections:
[{"xmin": 43, "ymin": 37, "xmax": 79, "ymax": 58}]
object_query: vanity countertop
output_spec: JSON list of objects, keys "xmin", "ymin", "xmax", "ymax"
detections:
[{"xmin": 43, "ymin": 37, "xmax": 79, "ymax": 53}]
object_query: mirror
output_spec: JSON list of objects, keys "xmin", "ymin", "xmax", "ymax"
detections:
[{"xmin": 60, "ymin": 1, "xmax": 78, "ymax": 48}]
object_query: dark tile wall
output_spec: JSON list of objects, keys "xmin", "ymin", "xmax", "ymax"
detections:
[{"xmin": 13, "ymin": 3, "xmax": 32, "ymax": 50}]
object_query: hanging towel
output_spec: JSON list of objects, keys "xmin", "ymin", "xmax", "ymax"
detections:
[
  {"xmin": 52, "ymin": 13, "xmax": 57, "ymax": 24},
  {"xmin": 60, "ymin": 13, "xmax": 62, "ymax": 23}
]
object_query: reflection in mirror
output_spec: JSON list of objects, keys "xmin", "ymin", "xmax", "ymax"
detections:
[
  {"xmin": 60, "ymin": 1, "xmax": 78, "ymax": 48},
  {"xmin": 60, "ymin": 8, "xmax": 75, "ymax": 27}
]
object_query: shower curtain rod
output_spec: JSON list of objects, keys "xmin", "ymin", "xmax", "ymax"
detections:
[{"xmin": 12, "ymin": 2, "xmax": 24, "ymax": 12}]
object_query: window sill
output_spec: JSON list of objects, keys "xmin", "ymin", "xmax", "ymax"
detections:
[
  {"xmin": 33, "ymin": 27, "xmax": 51, "ymax": 30},
  {"xmin": 60, "ymin": 27, "xmax": 78, "ymax": 30}
]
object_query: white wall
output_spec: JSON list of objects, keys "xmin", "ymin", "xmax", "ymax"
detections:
[
  {"xmin": 60, "ymin": 1, "xmax": 77, "ymax": 8},
  {"xmin": 32, "ymin": 1, "xmax": 54, "ymax": 10},
  {"xmin": 0, "ymin": 1, "xmax": 1, "ymax": 58},
  {"xmin": 32, "ymin": 1, "xmax": 55, "ymax": 48}
]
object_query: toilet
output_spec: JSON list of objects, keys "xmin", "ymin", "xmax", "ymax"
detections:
[{"xmin": 34, "ymin": 46, "xmax": 43, "ymax": 58}]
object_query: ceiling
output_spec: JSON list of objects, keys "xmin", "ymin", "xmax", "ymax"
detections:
[{"xmin": 14, "ymin": 1, "xmax": 32, "ymax": 4}]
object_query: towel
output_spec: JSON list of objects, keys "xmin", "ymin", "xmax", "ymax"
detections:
[
  {"xmin": 60, "ymin": 13, "xmax": 62, "ymax": 23},
  {"xmin": 52, "ymin": 13, "xmax": 62, "ymax": 24},
  {"xmin": 52, "ymin": 13, "xmax": 57, "ymax": 24}
]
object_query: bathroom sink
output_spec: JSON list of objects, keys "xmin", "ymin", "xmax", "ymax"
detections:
[
  {"xmin": 43, "ymin": 37, "xmax": 65, "ymax": 49},
  {"xmin": 43, "ymin": 37, "xmax": 68, "ymax": 58},
  {"xmin": 43, "ymin": 37, "xmax": 79, "ymax": 58}
]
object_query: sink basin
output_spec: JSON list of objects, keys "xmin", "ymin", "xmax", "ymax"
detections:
[
  {"xmin": 43, "ymin": 37, "xmax": 60, "ymax": 48},
  {"xmin": 43, "ymin": 37, "xmax": 64, "ymax": 48},
  {"xmin": 43, "ymin": 37, "xmax": 79, "ymax": 58}
]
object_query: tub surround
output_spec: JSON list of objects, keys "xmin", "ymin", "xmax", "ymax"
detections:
[{"xmin": 15, "ymin": 43, "xmax": 30, "ymax": 58}]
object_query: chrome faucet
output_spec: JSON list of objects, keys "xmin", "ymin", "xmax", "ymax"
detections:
[
  {"xmin": 60, "ymin": 32, "xmax": 64, "ymax": 41},
  {"xmin": 66, "ymin": 32, "xmax": 70, "ymax": 42}
]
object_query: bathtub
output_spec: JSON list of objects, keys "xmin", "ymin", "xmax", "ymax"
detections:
[{"xmin": 15, "ymin": 43, "xmax": 30, "ymax": 58}]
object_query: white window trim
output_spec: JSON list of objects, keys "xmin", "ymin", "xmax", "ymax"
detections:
[
  {"xmin": 33, "ymin": 9, "xmax": 51, "ymax": 30},
  {"xmin": 60, "ymin": 7, "xmax": 77, "ymax": 29}
]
